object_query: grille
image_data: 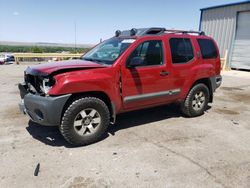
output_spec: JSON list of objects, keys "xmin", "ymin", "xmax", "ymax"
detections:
[{"xmin": 25, "ymin": 74, "xmax": 43, "ymax": 94}]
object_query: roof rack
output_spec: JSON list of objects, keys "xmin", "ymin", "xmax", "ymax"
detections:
[
  {"xmin": 164, "ymin": 29, "xmax": 205, "ymax": 35},
  {"xmin": 115, "ymin": 27, "xmax": 166, "ymax": 37},
  {"xmin": 139, "ymin": 27, "xmax": 166, "ymax": 35},
  {"xmin": 115, "ymin": 28, "xmax": 205, "ymax": 37}
]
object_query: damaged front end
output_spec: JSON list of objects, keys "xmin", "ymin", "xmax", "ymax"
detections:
[
  {"xmin": 18, "ymin": 60, "xmax": 107, "ymax": 126},
  {"xmin": 21, "ymin": 67, "xmax": 56, "ymax": 96},
  {"xmin": 18, "ymin": 68, "xmax": 71, "ymax": 126}
]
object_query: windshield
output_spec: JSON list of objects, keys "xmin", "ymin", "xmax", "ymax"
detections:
[{"xmin": 81, "ymin": 38, "xmax": 135, "ymax": 65}]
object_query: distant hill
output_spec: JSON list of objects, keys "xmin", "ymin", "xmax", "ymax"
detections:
[{"xmin": 0, "ymin": 41, "xmax": 94, "ymax": 48}]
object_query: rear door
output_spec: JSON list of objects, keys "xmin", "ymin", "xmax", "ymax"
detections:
[{"xmin": 165, "ymin": 36, "xmax": 197, "ymax": 95}]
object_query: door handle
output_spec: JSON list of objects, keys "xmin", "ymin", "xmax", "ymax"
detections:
[{"xmin": 160, "ymin": 70, "xmax": 169, "ymax": 76}]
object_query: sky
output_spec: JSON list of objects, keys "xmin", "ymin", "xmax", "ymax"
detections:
[{"xmin": 0, "ymin": 0, "xmax": 241, "ymax": 45}]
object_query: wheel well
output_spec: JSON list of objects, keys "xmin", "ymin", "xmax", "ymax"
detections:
[
  {"xmin": 61, "ymin": 91, "xmax": 114, "ymax": 122},
  {"xmin": 192, "ymin": 78, "xmax": 213, "ymax": 102}
]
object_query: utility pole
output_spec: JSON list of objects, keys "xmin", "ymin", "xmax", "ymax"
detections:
[{"xmin": 74, "ymin": 21, "xmax": 77, "ymax": 54}]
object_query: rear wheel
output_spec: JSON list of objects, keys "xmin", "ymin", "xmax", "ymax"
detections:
[
  {"xmin": 60, "ymin": 97, "xmax": 110, "ymax": 146},
  {"xmin": 181, "ymin": 83, "xmax": 210, "ymax": 117}
]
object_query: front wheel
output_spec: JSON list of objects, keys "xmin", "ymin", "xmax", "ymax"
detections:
[
  {"xmin": 181, "ymin": 83, "xmax": 210, "ymax": 117},
  {"xmin": 60, "ymin": 97, "xmax": 110, "ymax": 146}
]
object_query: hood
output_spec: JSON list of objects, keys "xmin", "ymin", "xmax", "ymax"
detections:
[{"xmin": 25, "ymin": 59, "xmax": 107, "ymax": 76}]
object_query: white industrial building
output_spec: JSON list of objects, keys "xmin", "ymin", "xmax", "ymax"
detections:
[{"xmin": 200, "ymin": 1, "xmax": 250, "ymax": 70}]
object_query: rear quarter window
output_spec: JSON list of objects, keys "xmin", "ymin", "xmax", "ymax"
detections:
[{"xmin": 197, "ymin": 39, "xmax": 218, "ymax": 59}]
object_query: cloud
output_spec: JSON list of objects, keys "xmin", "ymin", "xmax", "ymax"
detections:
[{"xmin": 13, "ymin": 12, "xmax": 20, "ymax": 16}]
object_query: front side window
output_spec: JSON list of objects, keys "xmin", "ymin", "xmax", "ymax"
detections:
[
  {"xmin": 81, "ymin": 38, "xmax": 135, "ymax": 65},
  {"xmin": 127, "ymin": 40, "xmax": 163, "ymax": 67},
  {"xmin": 197, "ymin": 39, "xmax": 218, "ymax": 59},
  {"xmin": 169, "ymin": 38, "xmax": 194, "ymax": 64}
]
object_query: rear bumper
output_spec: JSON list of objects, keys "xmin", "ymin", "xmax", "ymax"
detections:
[
  {"xmin": 18, "ymin": 83, "xmax": 71, "ymax": 126},
  {"xmin": 210, "ymin": 75, "xmax": 222, "ymax": 92}
]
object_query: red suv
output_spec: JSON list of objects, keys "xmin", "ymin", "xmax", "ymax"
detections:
[{"xmin": 19, "ymin": 28, "xmax": 222, "ymax": 146}]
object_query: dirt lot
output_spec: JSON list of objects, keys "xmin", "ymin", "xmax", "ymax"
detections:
[{"xmin": 0, "ymin": 65, "xmax": 250, "ymax": 188}]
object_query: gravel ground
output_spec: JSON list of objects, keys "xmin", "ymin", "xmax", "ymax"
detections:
[{"xmin": 0, "ymin": 65, "xmax": 250, "ymax": 188}]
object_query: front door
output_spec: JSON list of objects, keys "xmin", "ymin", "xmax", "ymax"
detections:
[{"xmin": 121, "ymin": 39, "xmax": 179, "ymax": 110}]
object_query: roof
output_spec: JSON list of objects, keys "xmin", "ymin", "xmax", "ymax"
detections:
[{"xmin": 200, "ymin": 0, "xmax": 250, "ymax": 11}]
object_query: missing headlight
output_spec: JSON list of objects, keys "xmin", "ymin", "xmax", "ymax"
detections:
[{"xmin": 41, "ymin": 77, "xmax": 56, "ymax": 95}]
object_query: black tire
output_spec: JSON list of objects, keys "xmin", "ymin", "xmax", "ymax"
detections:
[
  {"xmin": 60, "ymin": 97, "xmax": 110, "ymax": 146},
  {"xmin": 181, "ymin": 83, "xmax": 210, "ymax": 117}
]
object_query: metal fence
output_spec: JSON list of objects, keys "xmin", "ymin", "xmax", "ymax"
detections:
[{"xmin": 14, "ymin": 53, "xmax": 82, "ymax": 64}]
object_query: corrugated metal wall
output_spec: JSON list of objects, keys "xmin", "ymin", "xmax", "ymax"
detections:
[{"xmin": 200, "ymin": 3, "xmax": 250, "ymax": 63}]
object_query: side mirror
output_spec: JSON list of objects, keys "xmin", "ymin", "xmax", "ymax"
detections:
[{"xmin": 127, "ymin": 57, "xmax": 143, "ymax": 68}]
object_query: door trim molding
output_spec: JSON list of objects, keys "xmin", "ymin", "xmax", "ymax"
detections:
[{"xmin": 124, "ymin": 88, "xmax": 181, "ymax": 103}]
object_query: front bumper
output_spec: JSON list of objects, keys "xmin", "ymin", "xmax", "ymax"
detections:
[{"xmin": 18, "ymin": 83, "xmax": 71, "ymax": 126}]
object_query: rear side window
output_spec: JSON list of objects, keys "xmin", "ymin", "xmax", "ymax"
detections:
[
  {"xmin": 169, "ymin": 38, "xmax": 194, "ymax": 64},
  {"xmin": 197, "ymin": 39, "xmax": 218, "ymax": 59}
]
